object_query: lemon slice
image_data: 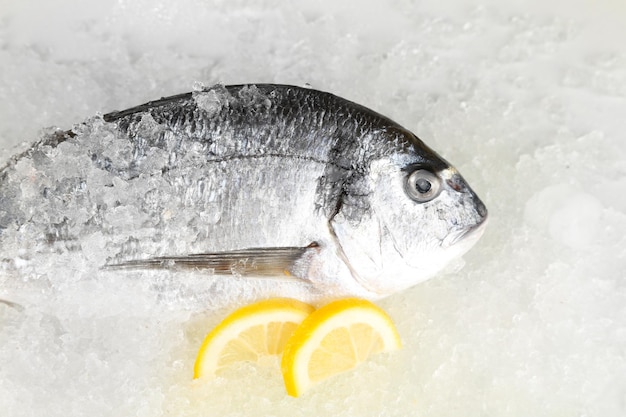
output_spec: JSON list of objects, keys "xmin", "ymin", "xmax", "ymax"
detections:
[
  {"xmin": 281, "ymin": 298, "xmax": 402, "ymax": 397},
  {"xmin": 194, "ymin": 298, "xmax": 315, "ymax": 379}
]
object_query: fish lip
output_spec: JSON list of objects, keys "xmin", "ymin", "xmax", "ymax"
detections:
[{"xmin": 442, "ymin": 215, "xmax": 489, "ymax": 248}]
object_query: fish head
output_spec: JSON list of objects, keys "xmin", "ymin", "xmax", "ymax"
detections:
[{"xmin": 329, "ymin": 133, "xmax": 488, "ymax": 298}]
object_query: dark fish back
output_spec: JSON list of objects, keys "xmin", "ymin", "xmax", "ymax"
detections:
[
  {"xmin": 103, "ymin": 85, "xmax": 410, "ymax": 164},
  {"xmin": 99, "ymin": 85, "xmax": 417, "ymax": 218}
]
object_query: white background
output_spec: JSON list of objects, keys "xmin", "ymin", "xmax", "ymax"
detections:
[{"xmin": 1, "ymin": 1, "xmax": 625, "ymax": 416}]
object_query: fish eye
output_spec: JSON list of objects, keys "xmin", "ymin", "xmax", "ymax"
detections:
[{"xmin": 404, "ymin": 169, "xmax": 442, "ymax": 203}]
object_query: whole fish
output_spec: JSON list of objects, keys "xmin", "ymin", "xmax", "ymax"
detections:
[{"xmin": 0, "ymin": 84, "xmax": 487, "ymax": 306}]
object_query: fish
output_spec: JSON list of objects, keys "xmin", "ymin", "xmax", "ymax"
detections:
[{"xmin": 0, "ymin": 84, "xmax": 487, "ymax": 306}]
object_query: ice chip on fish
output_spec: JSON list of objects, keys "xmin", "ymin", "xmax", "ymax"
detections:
[{"xmin": 0, "ymin": 84, "xmax": 487, "ymax": 304}]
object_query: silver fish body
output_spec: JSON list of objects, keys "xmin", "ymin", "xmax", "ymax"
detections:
[{"xmin": 0, "ymin": 84, "xmax": 487, "ymax": 306}]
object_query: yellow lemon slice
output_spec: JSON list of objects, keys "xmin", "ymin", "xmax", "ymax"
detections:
[
  {"xmin": 281, "ymin": 298, "xmax": 402, "ymax": 397},
  {"xmin": 194, "ymin": 298, "xmax": 315, "ymax": 379}
]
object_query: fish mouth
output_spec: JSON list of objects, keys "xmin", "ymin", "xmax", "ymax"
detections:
[{"xmin": 441, "ymin": 215, "xmax": 489, "ymax": 248}]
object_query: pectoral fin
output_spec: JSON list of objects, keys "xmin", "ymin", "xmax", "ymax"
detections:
[{"xmin": 105, "ymin": 242, "xmax": 320, "ymax": 279}]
